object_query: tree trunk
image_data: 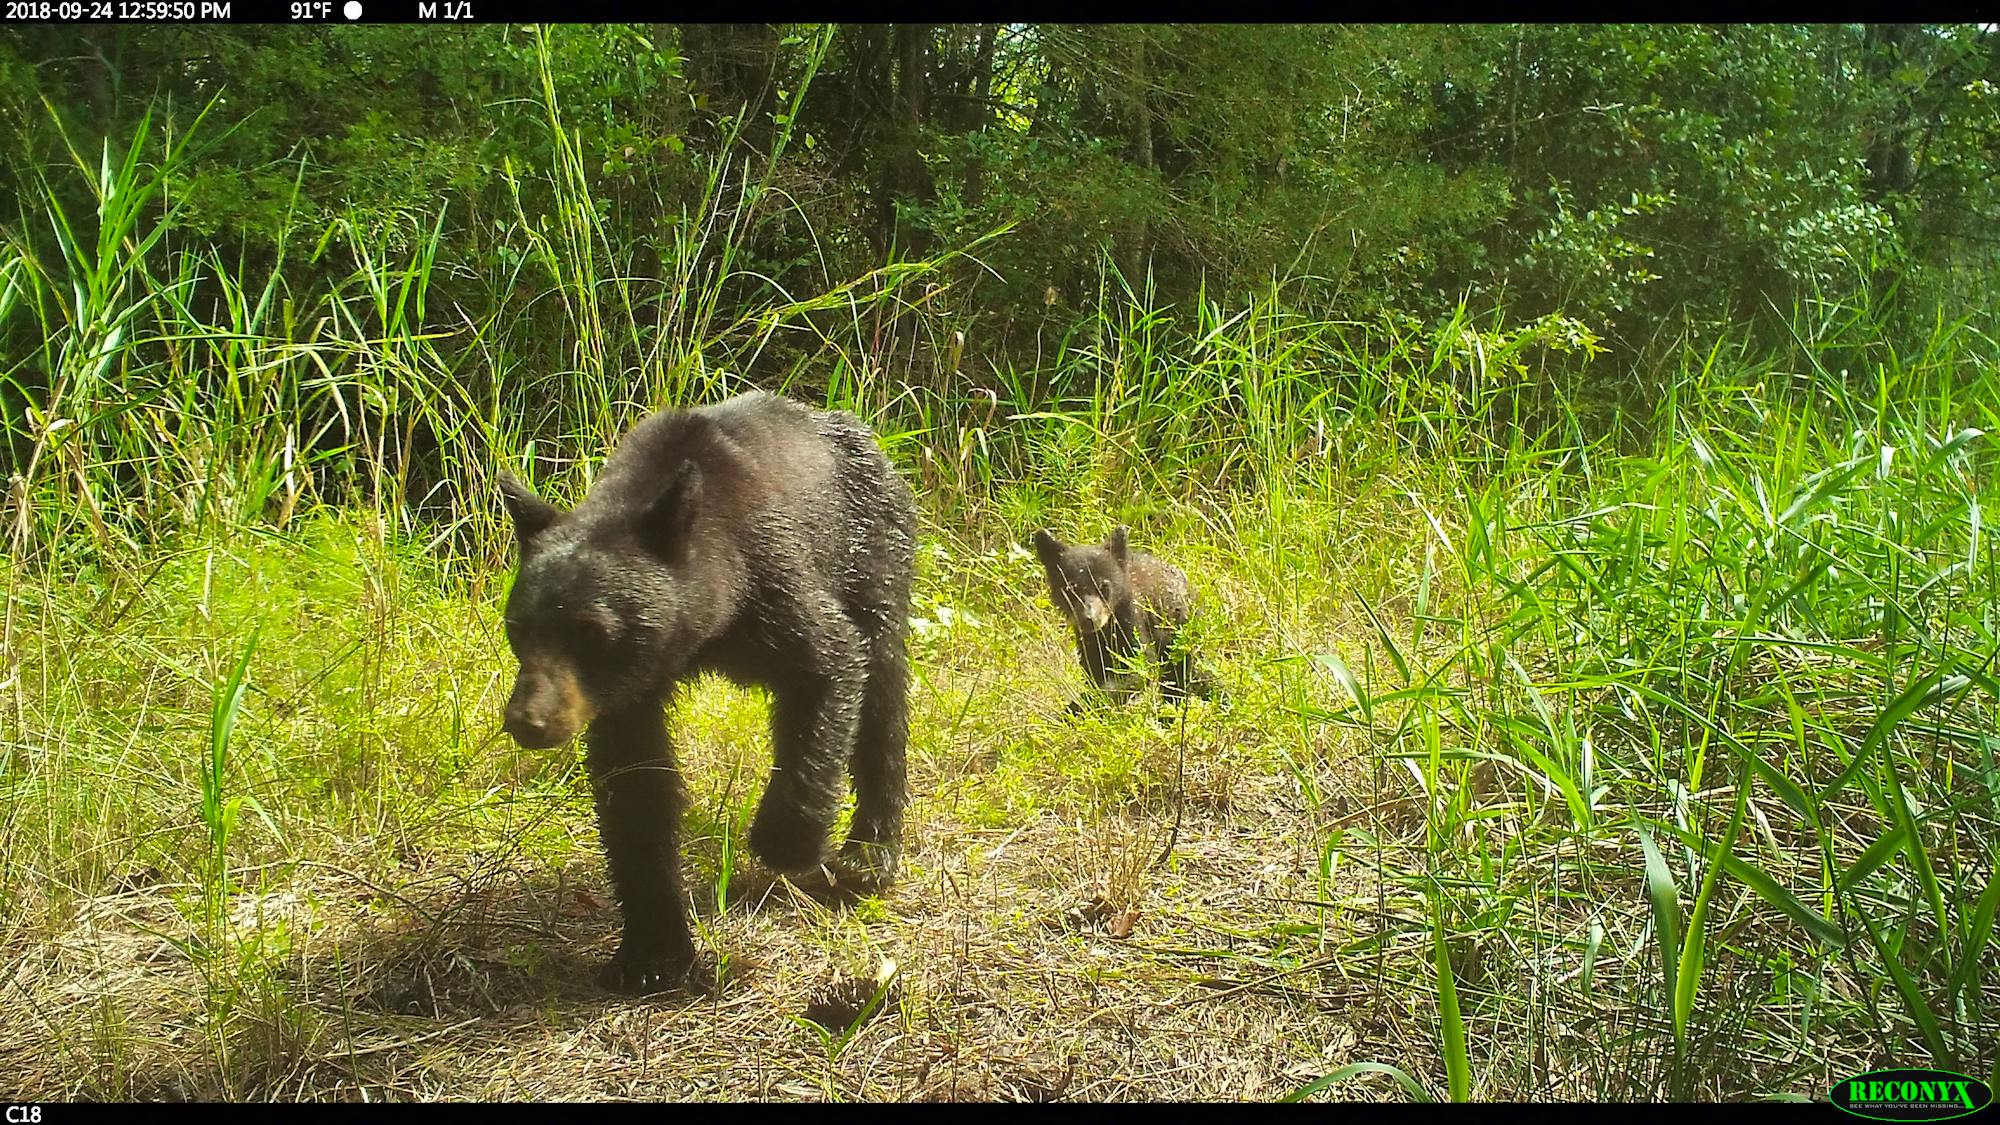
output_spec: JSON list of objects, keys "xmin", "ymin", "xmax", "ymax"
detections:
[
  {"xmin": 878, "ymin": 23, "xmax": 933, "ymax": 257},
  {"xmin": 1862, "ymin": 23, "xmax": 1919, "ymax": 307},
  {"xmin": 680, "ymin": 23, "xmax": 780, "ymax": 155},
  {"xmin": 1863, "ymin": 23, "xmax": 1917, "ymax": 204},
  {"xmin": 963, "ymin": 23, "xmax": 998, "ymax": 211},
  {"xmin": 1117, "ymin": 29, "xmax": 1152, "ymax": 288},
  {"xmin": 80, "ymin": 27, "xmax": 117, "ymax": 125}
]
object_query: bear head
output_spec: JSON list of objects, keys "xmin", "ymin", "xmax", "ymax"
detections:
[
  {"xmin": 1032, "ymin": 526, "xmax": 1130, "ymax": 635},
  {"xmin": 496, "ymin": 463, "xmax": 706, "ymax": 748}
]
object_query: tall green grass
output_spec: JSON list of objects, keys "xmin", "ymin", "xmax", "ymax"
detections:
[{"xmin": 1286, "ymin": 299, "xmax": 1997, "ymax": 1096}]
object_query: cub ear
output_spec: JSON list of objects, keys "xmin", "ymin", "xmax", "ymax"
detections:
[
  {"xmin": 1104, "ymin": 526, "xmax": 1129, "ymax": 564},
  {"xmin": 498, "ymin": 470, "xmax": 564, "ymax": 551},
  {"xmin": 1032, "ymin": 528, "xmax": 1065, "ymax": 565},
  {"xmin": 639, "ymin": 459, "xmax": 703, "ymax": 563}
]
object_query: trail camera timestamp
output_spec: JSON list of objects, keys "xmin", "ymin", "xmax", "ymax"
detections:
[{"xmin": 4, "ymin": 0, "xmax": 230, "ymax": 15}]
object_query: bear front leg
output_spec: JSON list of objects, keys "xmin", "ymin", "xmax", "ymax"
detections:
[
  {"xmin": 585, "ymin": 703, "xmax": 709, "ymax": 995},
  {"xmin": 1079, "ymin": 629, "xmax": 1144, "ymax": 706}
]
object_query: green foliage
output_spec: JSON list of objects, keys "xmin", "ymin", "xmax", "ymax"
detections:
[
  {"xmin": 1424, "ymin": 25, "xmax": 1997, "ymax": 344},
  {"xmin": 4, "ymin": 23, "xmax": 1997, "ymax": 410}
]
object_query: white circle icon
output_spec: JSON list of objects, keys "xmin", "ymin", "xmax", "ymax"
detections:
[{"xmin": 343, "ymin": 1, "xmax": 361, "ymax": 16}]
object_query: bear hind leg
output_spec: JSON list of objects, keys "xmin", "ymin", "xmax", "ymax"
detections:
[
  {"xmin": 837, "ymin": 621, "xmax": 908, "ymax": 892},
  {"xmin": 749, "ymin": 613, "xmax": 868, "ymax": 876}
]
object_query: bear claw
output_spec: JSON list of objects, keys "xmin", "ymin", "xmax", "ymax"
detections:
[
  {"xmin": 598, "ymin": 948, "xmax": 718, "ymax": 997},
  {"xmin": 832, "ymin": 840, "xmax": 900, "ymax": 894}
]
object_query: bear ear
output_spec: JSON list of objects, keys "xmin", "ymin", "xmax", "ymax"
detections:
[
  {"xmin": 498, "ymin": 470, "xmax": 563, "ymax": 550},
  {"xmin": 639, "ymin": 460, "xmax": 703, "ymax": 563},
  {"xmin": 1032, "ymin": 528, "xmax": 1064, "ymax": 565},
  {"xmin": 1104, "ymin": 526, "xmax": 1129, "ymax": 564}
]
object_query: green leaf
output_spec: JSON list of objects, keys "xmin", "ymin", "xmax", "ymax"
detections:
[
  {"xmin": 1634, "ymin": 819, "xmax": 1683, "ymax": 1038},
  {"xmin": 1855, "ymin": 906, "xmax": 1953, "ymax": 1066},
  {"xmin": 1878, "ymin": 738, "xmax": 1947, "ymax": 939},
  {"xmin": 1434, "ymin": 901, "xmax": 1471, "ymax": 1102},
  {"xmin": 1355, "ymin": 591, "xmax": 1410, "ymax": 685},
  {"xmin": 1836, "ymin": 822, "xmax": 1911, "ymax": 894},
  {"xmin": 1284, "ymin": 1061, "xmax": 1434, "ymax": 1103},
  {"xmin": 1819, "ymin": 667, "xmax": 1966, "ymax": 805},
  {"xmin": 1943, "ymin": 866, "xmax": 2000, "ymax": 1011},
  {"xmin": 1603, "ymin": 676, "xmax": 1816, "ymax": 823},
  {"xmin": 1675, "ymin": 783, "xmax": 1750, "ymax": 1043},
  {"xmin": 1776, "ymin": 455, "xmax": 1868, "ymax": 529},
  {"xmin": 1651, "ymin": 820, "xmax": 1847, "ymax": 949},
  {"xmin": 1314, "ymin": 650, "xmax": 1371, "ymax": 724}
]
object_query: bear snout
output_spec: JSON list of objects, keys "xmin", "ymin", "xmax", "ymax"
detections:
[
  {"xmin": 503, "ymin": 708, "xmax": 562, "ymax": 748},
  {"xmin": 504, "ymin": 666, "xmax": 591, "ymax": 748}
]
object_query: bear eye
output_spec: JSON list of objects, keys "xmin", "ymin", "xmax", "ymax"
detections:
[{"xmin": 575, "ymin": 611, "xmax": 618, "ymax": 648}]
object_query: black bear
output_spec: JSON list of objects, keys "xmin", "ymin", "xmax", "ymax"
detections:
[
  {"xmin": 497, "ymin": 390, "xmax": 916, "ymax": 995},
  {"xmin": 1032, "ymin": 527, "xmax": 1213, "ymax": 708}
]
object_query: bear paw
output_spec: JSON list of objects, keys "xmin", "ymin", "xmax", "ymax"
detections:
[
  {"xmin": 831, "ymin": 840, "xmax": 900, "ymax": 895},
  {"xmin": 748, "ymin": 808, "xmax": 836, "ymax": 875},
  {"xmin": 598, "ymin": 945, "xmax": 718, "ymax": 997}
]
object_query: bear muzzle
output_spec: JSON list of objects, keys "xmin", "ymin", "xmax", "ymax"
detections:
[{"xmin": 504, "ymin": 665, "xmax": 593, "ymax": 748}]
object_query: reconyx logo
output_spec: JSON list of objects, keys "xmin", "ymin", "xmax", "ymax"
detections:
[{"xmin": 1831, "ymin": 1069, "xmax": 1993, "ymax": 1121}]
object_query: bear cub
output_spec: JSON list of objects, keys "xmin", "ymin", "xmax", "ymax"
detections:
[
  {"xmin": 498, "ymin": 390, "xmax": 916, "ymax": 995},
  {"xmin": 1033, "ymin": 526, "xmax": 1214, "ymax": 709}
]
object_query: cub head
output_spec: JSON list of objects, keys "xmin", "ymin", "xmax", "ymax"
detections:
[
  {"xmin": 495, "ymin": 463, "xmax": 705, "ymax": 748},
  {"xmin": 1032, "ymin": 527, "xmax": 1131, "ymax": 634}
]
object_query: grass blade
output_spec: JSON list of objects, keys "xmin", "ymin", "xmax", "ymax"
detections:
[
  {"xmin": 1284, "ymin": 1061, "xmax": 1435, "ymax": 1103},
  {"xmin": 1818, "ymin": 667, "xmax": 1964, "ymax": 804},
  {"xmin": 1943, "ymin": 866, "xmax": 2000, "ymax": 1011},
  {"xmin": 1634, "ymin": 820, "xmax": 1683, "ymax": 1038},
  {"xmin": 1651, "ymin": 819, "xmax": 1847, "ymax": 949},
  {"xmin": 1855, "ymin": 905, "xmax": 1954, "ymax": 1066},
  {"xmin": 1433, "ymin": 899, "xmax": 1471, "ymax": 1102},
  {"xmin": 1674, "ymin": 782, "xmax": 1751, "ymax": 1045}
]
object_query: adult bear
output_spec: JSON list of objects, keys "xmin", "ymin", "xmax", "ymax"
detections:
[{"xmin": 497, "ymin": 390, "xmax": 916, "ymax": 995}]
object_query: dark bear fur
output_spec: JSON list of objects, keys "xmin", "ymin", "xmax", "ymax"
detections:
[
  {"xmin": 1032, "ymin": 527, "xmax": 1214, "ymax": 708},
  {"xmin": 497, "ymin": 390, "xmax": 915, "ymax": 995}
]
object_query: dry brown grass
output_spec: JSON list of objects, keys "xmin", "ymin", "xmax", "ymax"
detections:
[{"xmin": 0, "ymin": 732, "xmax": 1395, "ymax": 1100}]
